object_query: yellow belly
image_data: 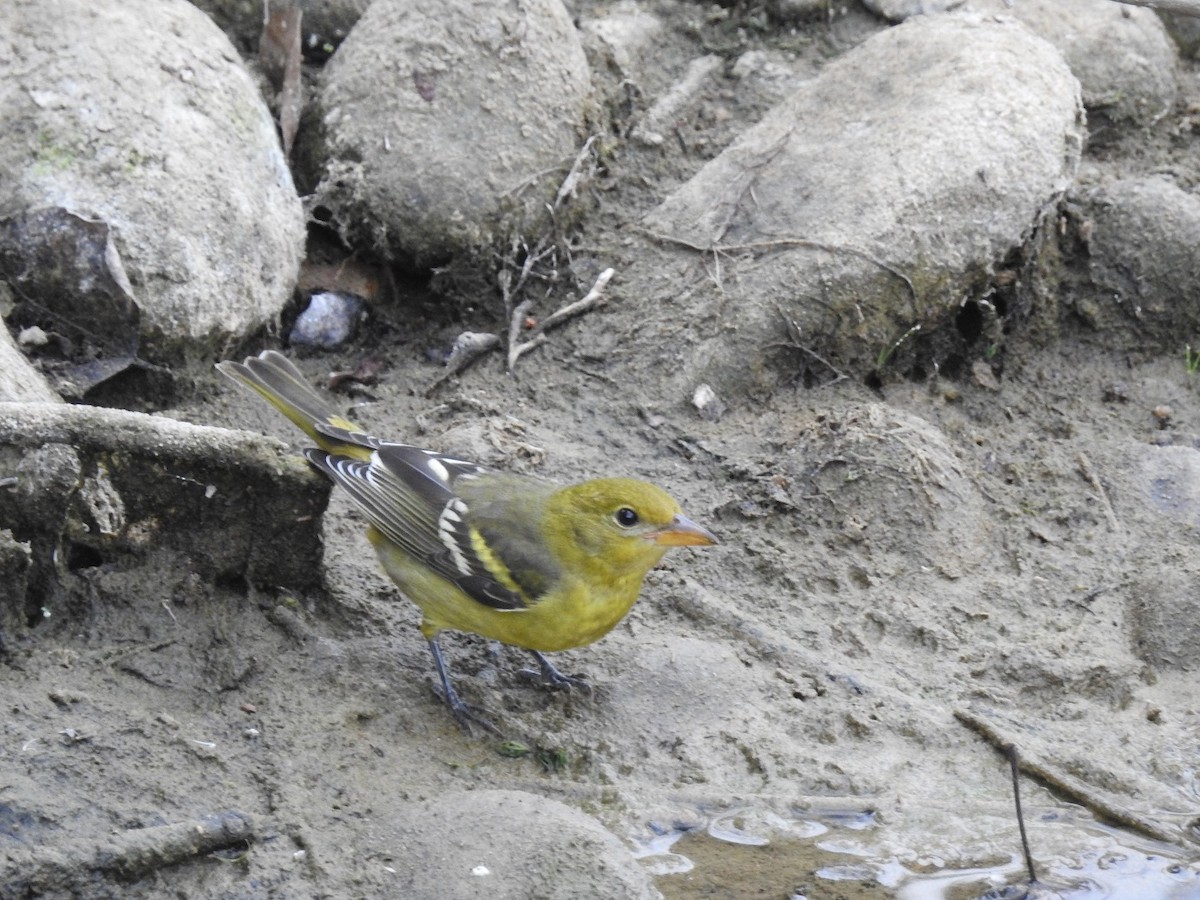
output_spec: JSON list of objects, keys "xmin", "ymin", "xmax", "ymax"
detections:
[{"xmin": 371, "ymin": 532, "xmax": 642, "ymax": 652}]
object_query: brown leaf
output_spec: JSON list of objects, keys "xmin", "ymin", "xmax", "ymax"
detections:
[
  {"xmin": 297, "ymin": 260, "xmax": 383, "ymax": 302},
  {"xmin": 327, "ymin": 356, "xmax": 386, "ymax": 392},
  {"xmin": 260, "ymin": 5, "xmax": 303, "ymax": 156}
]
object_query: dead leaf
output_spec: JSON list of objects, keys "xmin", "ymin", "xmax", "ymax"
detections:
[{"xmin": 260, "ymin": 4, "xmax": 303, "ymax": 156}]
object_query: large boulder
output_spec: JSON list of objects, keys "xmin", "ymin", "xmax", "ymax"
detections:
[
  {"xmin": 0, "ymin": 0, "xmax": 305, "ymax": 365},
  {"xmin": 303, "ymin": 0, "xmax": 592, "ymax": 268},
  {"xmin": 632, "ymin": 13, "xmax": 1083, "ymax": 397}
]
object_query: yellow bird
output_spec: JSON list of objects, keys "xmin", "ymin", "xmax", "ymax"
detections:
[{"xmin": 218, "ymin": 350, "xmax": 716, "ymax": 731}]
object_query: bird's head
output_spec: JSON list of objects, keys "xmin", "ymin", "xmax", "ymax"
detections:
[{"xmin": 547, "ymin": 477, "xmax": 716, "ymax": 580}]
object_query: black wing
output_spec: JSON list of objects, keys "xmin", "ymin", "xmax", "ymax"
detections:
[{"xmin": 305, "ymin": 441, "xmax": 538, "ymax": 611}]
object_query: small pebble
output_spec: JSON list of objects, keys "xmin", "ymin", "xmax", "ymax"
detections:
[
  {"xmin": 692, "ymin": 382, "xmax": 724, "ymax": 421},
  {"xmin": 1102, "ymin": 382, "xmax": 1129, "ymax": 403},
  {"xmin": 17, "ymin": 326, "xmax": 49, "ymax": 347},
  {"xmin": 970, "ymin": 360, "xmax": 1000, "ymax": 391},
  {"xmin": 289, "ymin": 291, "xmax": 362, "ymax": 349}
]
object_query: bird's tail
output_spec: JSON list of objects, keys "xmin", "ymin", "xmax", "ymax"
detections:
[{"xmin": 217, "ymin": 350, "xmax": 364, "ymax": 452}]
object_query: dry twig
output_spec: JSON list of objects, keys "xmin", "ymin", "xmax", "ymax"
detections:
[
  {"xmin": 431, "ymin": 137, "xmax": 609, "ymax": 387},
  {"xmin": 641, "ymin": 228, "xmax": 918, "ymax": 305},
  {"xmin": 632, "ymin": 55, "xmax": 723, "ymax": 144},
  {"xmin": 1076, "ymin": 451, "xmax": 1120, "ymax": 533},
  {"xmin": 555, "ymin": 135, "xmax": 599, "ymax": 210},
  {"xmin": 954, "ymin": 708, "xmax": 1183, "ymax": 846},
  {"xmin": 3, "ymin": 811, "xmax": 256, "ymax": 897},
  {"xmin": 507, "ymin": 268, "xmax": 615, "ymax": 372}
]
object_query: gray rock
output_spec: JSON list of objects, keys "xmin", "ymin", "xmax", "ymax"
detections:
[
  {"xmin": 1071, "ymin": 176, "xmax": 1200, "ymax": 344},
  {"xmin": 730, "ymin": 50, "xmax": 819, "ymax": 107},
  {"xmin": 1160, "ymin": 8, "xmax": 1200, "ymax": 59},
  {"xmin": 0, "ymin": 529, "xmax": 33, "ymax": 640},
  {"xmin": 0, "ymin": 0, "xmax": 305, "ymax": 364},
  {"xmin": 306, "ymin": 0, "xmax": 592, "ymax": 268},
  {"xmin": 0, "ymin": 403, "xmax": 330, "ymax": 608},
  {"xmin": 365, "ymin": 790, "xmax": 659, "ymax": 899},
  {"xmin": 970, "ymin": 0, "xmax": 1178, "ymax": 128},
  {"xmin": 289, "ymin": 291, "xmax": 362, "ymax": 349},
  {"xmin": 638, "ymin": 13, "xmax": 1082, "ymax": 394},
  {"xmin": 777, "ymin": 402, "xmax": 990, "ymax": 580},
  {"xmin": 0, "ymin": 207, "xmax": 141, "ymax": 362},
  {"xmin": 580, "ymin": 1, "xmax": 666, "ymax": 78},
  {"xmin": 1129, "ymin": 561, "xmax": 1200, "ymax": 671},
  {"xmin": 0, "ymin": 325, "xmax": 59, "ymax": 403},
  {"xmin": 863, "ymin": 0, "xmax": 967, "ymax": 22},
  {"xmin": 1134, "ymin": 442, "xmax": 1200, "ymax": 531}
]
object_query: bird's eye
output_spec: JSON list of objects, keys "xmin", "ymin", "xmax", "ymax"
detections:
[{"xmin": 614, "ymin": 507, "xmax": 639, "ymax": 528}]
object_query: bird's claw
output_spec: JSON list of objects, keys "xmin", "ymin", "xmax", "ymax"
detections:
[
  {"xmin": 522, "ymin": 650, "xmax": 593, "ymax": 696},
  {"xmin": 429, "ymin": 681, "xmax": 501, "ymax": 736},
  {"xmin": 426, "ymin": 639, "xmax": 500, "ymax": 736},
  {"xmin": 517, "ymin": 666, "xmax": 592, "ymax": 693}
]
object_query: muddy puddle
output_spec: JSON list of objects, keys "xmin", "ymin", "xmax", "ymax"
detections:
[{"xmin": 637, "ymin": 805, "xmax": 1200, "ymax": 899}]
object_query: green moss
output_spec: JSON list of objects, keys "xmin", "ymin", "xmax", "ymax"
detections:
[{"xmin": 32, "ymin": 133, "xmax": 78, "ymax": 175}]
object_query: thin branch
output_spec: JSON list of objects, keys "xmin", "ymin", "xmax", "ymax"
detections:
[
  {"xmin": 1076, "ymin": 452, "xmax": 1120, "ymax": 533},
  {"xmin": 507, "ymin": 268, "xmax": 615, "ymax": 372},
  {"xmin": 555, "ymin": 135, "xmax": 599, "ymax": 210},
  {"xmin": 507, "ymin": 297, "xmax": 538, "ymax": 372},
  {"xmin": 632, "ymin": 55, "xmax": 723, "ymax": 144},
  {"xmin": 507, "ymin": 333, "xmax": 548, "ymax": 371},
  {"xmin": 769, "ymin": 305, "xmax": 848, "ymax": 383},
  {"xmin": 3, "ymin": 811, "xmax": 255, "ymax": 896},
  {"xmin": 502, "ymin": 132, "xmax": 602, "ymax": 206},
  {"xmin": 954, "ymin": 708, "xmax": 1185, "ymax": 847},
  {"xmin": 1005, "ymin": 743, "xmax": 1038, "ymax": 885},
  {"xmin": 640, "ymin": 227, "xmax": 918, "ymax": 304},
  {"xmin": 541, "ymin": 267, "xmax": 614, "ymax": 330}
]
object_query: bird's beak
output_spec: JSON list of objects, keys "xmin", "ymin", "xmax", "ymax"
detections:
[{"xmin": 646, "ymin": 514, "xmax": 718, "ymax": 547}]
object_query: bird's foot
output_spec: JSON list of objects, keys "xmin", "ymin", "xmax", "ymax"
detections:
[
  {"xmin": 520, "ymin": 650, "xmax": 593, "ymax": 696},
  {"xmin": 427, "ymin": 637, "xmax": 500, "ymax": 736},
  {"xmin": 429, "ymin": 680, "xmax": 501, "ymax": 736}
]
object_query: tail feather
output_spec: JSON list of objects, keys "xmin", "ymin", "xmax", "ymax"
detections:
[{"xmin": 217, "ymin": 350, "xmax": 364, "ymax": 453}]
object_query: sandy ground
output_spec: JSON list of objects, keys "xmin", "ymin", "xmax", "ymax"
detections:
[
  {"xmin": 4, "ymin": 2, "xmax": 1200, "ymax": 898},
  {"xmin": 7, "ymin": 333, "xmax": 1199, "ymax": 897}
]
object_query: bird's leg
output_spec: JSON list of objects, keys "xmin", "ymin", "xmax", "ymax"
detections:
[
  {"xmin": 521, "ymin": 650, "xmax": 592, "ymax": 695},
  {"xmin": 426, "ymin": 639, "xmax": 499, "ymax": 736}
]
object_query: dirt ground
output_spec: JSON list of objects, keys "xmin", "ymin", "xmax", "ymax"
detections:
[
  {"xmin": 8, "ymin": 335, "xmax": 1200, "ymax": 897},
  {"xmin": 4, "ymin": 2, "xmax": 1200, "ymax": 898}
]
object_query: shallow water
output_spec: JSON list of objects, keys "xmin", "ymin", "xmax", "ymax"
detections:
[{"xmin": 634, "ymin": 807, "xmax": 1200, "ymax": 899}]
